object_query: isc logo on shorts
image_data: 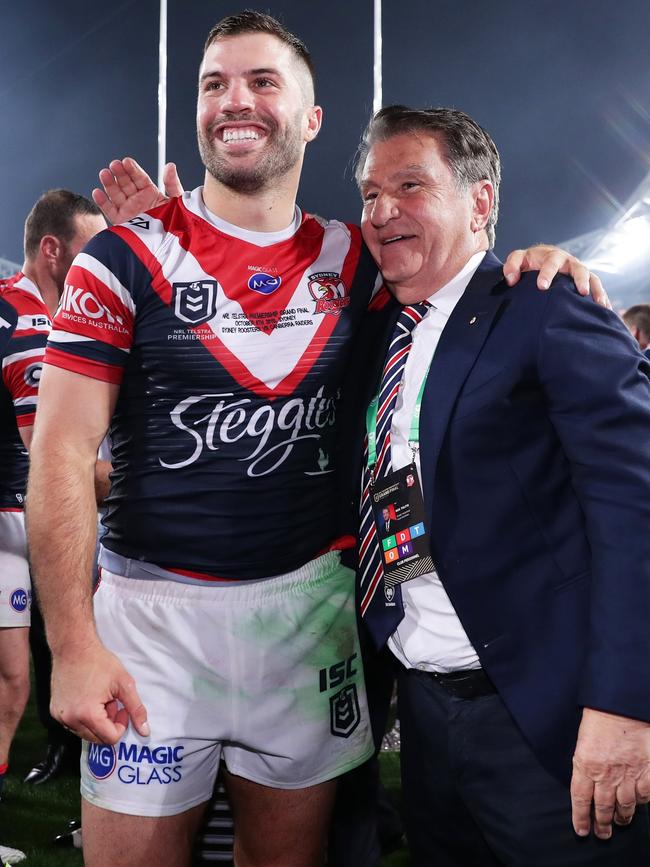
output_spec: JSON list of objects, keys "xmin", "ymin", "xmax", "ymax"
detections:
[
  {"xmin": 88, "ymin": 744, "xmax": 116, "ymax": 780},
  {"xmin": 10, "ymin": 588, "xmax": 30, "ymax": 613},
  {"xmin": 318, "ymin": 654, "xmax": 361, "ymax": 738}
]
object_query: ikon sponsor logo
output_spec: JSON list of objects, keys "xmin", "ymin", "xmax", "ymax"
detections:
[
  {"xmin": 10, "ymin": 588, "xmax": 29, "ymax": 612},
  {"xmin": 247, "ymin": 272, "xmax": 282, "ymax": 295},
  {"xmin": 60, "ymin": 284, "xmax": 125, "ymax": 327},
  {"xmin": 308, "ymin": 272, "xmax": 350, "ymax": 316}
]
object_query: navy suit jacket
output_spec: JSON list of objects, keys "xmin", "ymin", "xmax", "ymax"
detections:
[{"xmin": 343, "ymin": 251, "xmax": 650, "ymax": 783}]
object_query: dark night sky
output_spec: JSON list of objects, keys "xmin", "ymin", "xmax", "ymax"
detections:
[{"xmin": 2, "ymin": 1, "xmax": 649, "ymax": 267}]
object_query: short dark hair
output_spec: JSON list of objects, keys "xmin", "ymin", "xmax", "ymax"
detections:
[
  {"xmin": 622, "ymin": 304, "xmax": 650, "ymax": 339},
  {"xmin": 355, "ymin": 105, "xmax": 501, "ymax": 247},
  {"xmin": 203, "ymin": 10, "xmax": 315, "ymax": 96},
  {"xmin": 24, "ymin": 189, "xmax": 102, "ymax": 259}
]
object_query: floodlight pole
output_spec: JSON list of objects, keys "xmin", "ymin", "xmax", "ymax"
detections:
[
  {"xmin": 157, "ymin": 0, "xmax": 168, "ymax": 189},
  {"xmin": 373, "ymin": 0, "xmax": 382, "ymax": 114}
]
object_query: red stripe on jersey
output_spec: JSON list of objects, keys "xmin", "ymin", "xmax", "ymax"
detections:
[
  {"xmin": 167, "ymin": 566, "xmax": 237, "ymax": 583},
  {"xmin": 0, "ymin": 507, "xmax": 23, "ymax": 512},
  {"xmin": 57, "ymin": 264, "xmax": 134, "ymax": 351},
  {"xmin": 167, "ymin": 533, "xmax": 357, "ymax": 582},
  {"xmin": 44, "ymin": 346, "xmax": 124, "ymax": 385},
  {"xmin": 368, "ymin": 284, "xmax": 392, "ymax": 311},
  {"xmin": 16, "ymin": 412, "xmax": 35, "ymax": 428},
  {"xmin": 115, "ymin": 219, "xmax": 364, "ymax": 400},
  {"xmin": 317, "ymin": 534, "xmax": 356, "ymax": 556}
]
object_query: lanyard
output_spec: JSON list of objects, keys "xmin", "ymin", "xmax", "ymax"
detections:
[{"xmin": 366, "ymin": 372, "xmax": 428, "ymax": 469}]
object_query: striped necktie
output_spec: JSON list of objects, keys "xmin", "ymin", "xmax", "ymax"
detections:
[{"xmin": 358, "ymin": 301, "xmax": 430, "ymax": 649}]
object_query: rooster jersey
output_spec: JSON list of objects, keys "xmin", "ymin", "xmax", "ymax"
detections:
[
  {"xmin": 45, "ymin": 189, "xmax": 380, "ymax": 581},
  {"xmin": 0, "ymin": 273, "xmax": 51, "ymax": 510}
]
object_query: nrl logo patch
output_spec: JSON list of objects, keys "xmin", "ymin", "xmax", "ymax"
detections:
[
  {"xmin": 308, "ymin": 272, "xmax": 350, "ymax": 316},
  {"xmin": 329, "ymin": 684, "xmax": 361, "ymax": 738},
  {"xmin": 172, "ymin": 280, "xmax": 219, "ymax": 325}
]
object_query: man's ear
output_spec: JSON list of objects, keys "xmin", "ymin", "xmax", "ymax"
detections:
[
  {"xmin": 471, "ymin": 180, "xmax": 494, "ymax": 233},
  {"xmin": 40, "ymin": 234, "xmax": 62, "ymax": 265},
  {"xmin": 304, "ymin": 105, "xmax": 323, "ymax": 143}
]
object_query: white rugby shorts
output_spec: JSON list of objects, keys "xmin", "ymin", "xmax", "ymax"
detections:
[
  {"xmin": 81, "ymin": 551, "xmax": 373, "ymax": 817},
  {"xmin": 0, "ymin": 510, "xmax": 31, "ymax": 627}
]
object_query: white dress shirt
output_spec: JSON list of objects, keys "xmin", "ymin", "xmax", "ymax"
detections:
[{"xmin": 387, "ymin": 251, "xmax": 485, "ymax": 672}]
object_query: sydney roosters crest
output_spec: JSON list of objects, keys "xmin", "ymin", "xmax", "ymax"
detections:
[{"xmin": 308, "ymin": 272, "xmax": 350, "ymax": 316}]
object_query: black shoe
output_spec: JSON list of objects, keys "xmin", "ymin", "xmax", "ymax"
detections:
[
  {"xmin": 23, "ymin": 743, "xmax": 79, "ymax": 785},
  {"xmin": 53, "ymin": 819, "xmax": 81, "ymax": 848}
]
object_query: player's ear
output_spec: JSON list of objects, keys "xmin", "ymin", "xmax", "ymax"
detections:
[
  {"xmin": 304, "ymin": 105, "xmax": 323, "ymax": 143},
  {"xmin": 40, "ymin": 235, "xmax": 62, "ymax": 265}
]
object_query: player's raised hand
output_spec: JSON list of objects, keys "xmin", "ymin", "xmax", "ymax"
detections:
[{"xmin": 92, "ymin": 157, "xmax": 183, "ymax": 225}]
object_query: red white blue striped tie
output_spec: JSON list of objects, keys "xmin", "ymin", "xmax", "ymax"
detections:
[{"xmin": 358, "ymin": 302, "xmax": 430, "ymax": 647}]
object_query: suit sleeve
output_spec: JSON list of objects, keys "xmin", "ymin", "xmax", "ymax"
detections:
[{"xmin": 537, "ymin": 281, "xmax": 650, "ymax": 721}]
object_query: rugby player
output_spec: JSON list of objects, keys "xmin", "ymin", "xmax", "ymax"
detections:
[
  {"xmin": 27, "ymin": 12, "xmax": 602, "ymax": 867},
  {"xmin": 0, "ymin": 190, "xmax": 105, "ymax": 806}
]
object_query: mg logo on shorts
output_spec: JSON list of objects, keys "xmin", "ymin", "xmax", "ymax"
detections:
[
  {"xmin": 10, "ymin": 588, "xmax": 29, "ymax": 612},
  {"xmin": 329, "ymin": 684, "xmax": 361, "ymax": 738},
  {"xmin": 87, "ymin": 743, "xmax": 116, "ymax": 780},
  {"xmin": 172, "ymin": 280, "xmax": 219, "ymax": 325}
]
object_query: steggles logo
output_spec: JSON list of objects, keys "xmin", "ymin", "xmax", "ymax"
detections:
[{"xmin": 160, "ymin": 386, "xmax": 339, "ymax": 477}]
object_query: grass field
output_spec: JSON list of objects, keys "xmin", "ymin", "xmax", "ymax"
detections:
[{"xmin": 3, "ymin": 688, "xmax": 410, "ymax": 865}]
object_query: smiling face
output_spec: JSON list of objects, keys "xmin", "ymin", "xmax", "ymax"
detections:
[
  {"xmin": 360, "ymin": 132, "xmax": 493, "ymax": 304},
  {"xmin": 196, "ymin": 32, "xmax": 321, "ymax": 194}
]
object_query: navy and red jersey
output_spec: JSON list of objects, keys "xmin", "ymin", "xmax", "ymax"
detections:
[
  {"xmin": 45, "ymin": 188, "xmax": 380, "ymax": 581},
  {"xmin": 0, "ymin": 273, "xmax": 51, "ymax": 510}
]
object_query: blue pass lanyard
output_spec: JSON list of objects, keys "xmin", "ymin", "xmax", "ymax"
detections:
[{"xmin": 366, "ymin": 373, "xmax": 428, "ymax": 471}]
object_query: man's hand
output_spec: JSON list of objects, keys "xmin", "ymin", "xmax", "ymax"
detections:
[
  {"xmin": 503, "ymin": 244, "xmax": 610, "ymax": 308},
  {"xmin": 92, "ymin": 157, "xmax": 183, "ymax": 225},
  {"xmin": 51, "ymin": 640, "xmax": 150, "ymax": 744},
  {"xmin": 571, "ymin": 708, "xmax": 650, "ymax": 839}
]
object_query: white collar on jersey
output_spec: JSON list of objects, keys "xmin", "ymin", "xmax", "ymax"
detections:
[
  {"xmin": 184, "ymin": 187, "xmax": 302, "ymax": 248},
  {"xmin": 14, "ymin": 272, "xmax": 46, "ymax": 305}
]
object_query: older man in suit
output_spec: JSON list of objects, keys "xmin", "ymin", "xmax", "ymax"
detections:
[{"xmin": 353, "ymin": 105, "xmax": 650, "ymax": 866}]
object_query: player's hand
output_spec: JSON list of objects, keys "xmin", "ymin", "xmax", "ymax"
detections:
[
  {"xmin": 92, "ymin": 157, "xmax": 184, "ymax": 225},
  {"xmin": 503, "ymin": 245, "xmax": 610, "ymax": 308},
  {"xmin": 51, "ymin": 640, "xmax": 150, "ymax": 744},
  {"xmin": 571, "ymin": 708, "xmax": 650, "ymax": 839}
]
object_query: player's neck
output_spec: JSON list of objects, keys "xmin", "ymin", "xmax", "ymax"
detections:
[
  {"xmin": 21, "ymin": 260, "xmax": 61, "ymax": 317},
  {"xmin": 201, "ymin": 171, "xmax": 300, "ymax": 233}
]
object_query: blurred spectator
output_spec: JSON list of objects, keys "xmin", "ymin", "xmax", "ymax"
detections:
[{"xmin": 622, "ymin": 303, "xmax": 650, "ymax": 357}]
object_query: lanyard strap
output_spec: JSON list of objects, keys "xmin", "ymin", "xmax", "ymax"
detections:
[{"xmin": 366, "ymin": 373, "xmax": 428, "ymax": 469}]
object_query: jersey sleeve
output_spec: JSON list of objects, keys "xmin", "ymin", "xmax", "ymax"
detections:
[
  {"xmin": 0, "ymin": 297, "xmax": 44, "ymax": 428},
  {"xmin": 44, "ymin": 230, "xmax": 137, "ymax": 385}
]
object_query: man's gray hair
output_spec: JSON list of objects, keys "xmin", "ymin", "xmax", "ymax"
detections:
[{"xmin": 355, "ymin": 105, "xmax": 501, "ymax": 248}]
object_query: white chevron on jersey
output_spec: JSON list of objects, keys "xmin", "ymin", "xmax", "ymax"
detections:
[{"xmin": 119, "ymin": 199, "xmax": 354, "ymax": 391}]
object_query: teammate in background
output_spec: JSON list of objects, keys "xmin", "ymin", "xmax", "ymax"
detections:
[
  {"xmin": 28, "ymin": 12, "xmax": 604, "ymax": 867},
  {"xmin": 0, "ymin": 191, "xmax": 104, "ymax": 857},
  {"xmin": 622, "ymin": 303, "xmax": 650, "ymax": 357}
]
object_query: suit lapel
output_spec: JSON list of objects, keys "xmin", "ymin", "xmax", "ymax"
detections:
[{"xmin": 419, "ymin": 252, "xmax": 507, "ymax": 528}]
